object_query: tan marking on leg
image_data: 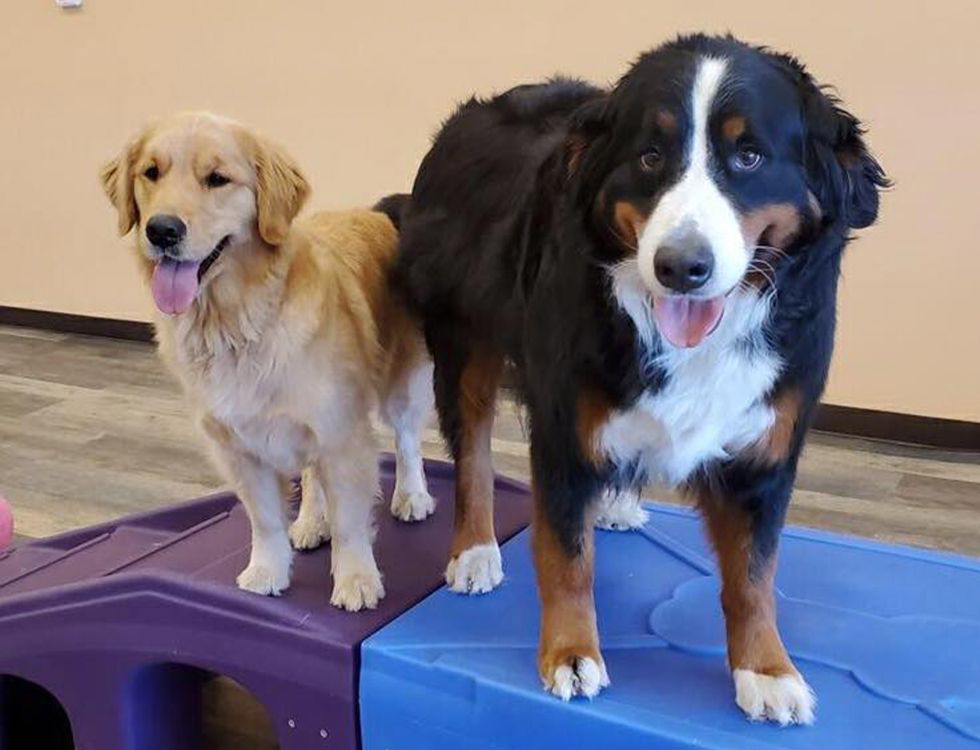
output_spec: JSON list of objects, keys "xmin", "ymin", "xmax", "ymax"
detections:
[
  {"xmin": 451, "ymin": 351, "xmax": 504, "ymax": 557},
  {"xmin": 576, "ymin": 388, "xmax": 613, "ymax": 466},
  {"xmin": 742, "ymin": 387, "xmax": 803, "ymax": 466},
  {"xmin": 699, "ymin": 497, "xmax": 795, "ymax": 677},
  {"xmin": 533, "ymin": 494, "xmax": 606, "ymax": 698}
]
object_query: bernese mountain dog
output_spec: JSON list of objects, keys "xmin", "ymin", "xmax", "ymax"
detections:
[{"xmin": 388, "ymin": 33, "xmax": 888, "ymax": 725}]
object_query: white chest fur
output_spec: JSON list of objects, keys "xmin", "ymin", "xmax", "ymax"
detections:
[
  {"xmin": 156, "ymin": 310, "xmax": 349, "ymax": 474},
  {"xmin": 602, "ymin": 275, "xmax": 781, "ymax": 486}
]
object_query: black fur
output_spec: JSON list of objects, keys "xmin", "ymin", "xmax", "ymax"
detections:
[
  {"xmin": 373, "ymin": 192, "xmax": 411, "ymax": 230},
  {"xmin": 393, "ymin": 34, "xmax": 887, "ymax": 568}
]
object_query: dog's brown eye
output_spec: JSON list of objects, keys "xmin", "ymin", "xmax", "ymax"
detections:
[
  {"xmin": 143, "ymin": 165, "xmax": 159, "ymax": 181},
  {"xmin": 639, "ymin": 148, "xmax": 662, "ymax": 172},
  {"xmin": 733, "ymin": 147, "xmax": 764, "ymax": 172},
  {"xmin": 205, "ymin": 172, "xmax": 231, "ymax": 188}
]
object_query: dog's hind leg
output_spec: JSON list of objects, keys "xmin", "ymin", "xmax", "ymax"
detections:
[
  {"xmin": 594, "ymin": 487, "xmax": 649, "ymax": 531},
  {"xmin": 289, "ymin": 466, "xmax": 331, "ymax": 550},
  {"xmin": 319, "ymin": 422, "xmax": 385, "ymax": 612},
  {"xmin": 433, "ymin": 342, "xmax": 506, "ymax": 595},
  {"xmin": 383, "ymin": 341, "xmax": 436, "ymax": 523}
]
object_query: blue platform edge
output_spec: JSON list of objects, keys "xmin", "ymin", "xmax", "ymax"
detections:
[{"xmin": 360, "ymin": 501, "xmax": 980, "ymax": 750}]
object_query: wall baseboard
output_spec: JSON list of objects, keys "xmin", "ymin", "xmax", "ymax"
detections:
[
  {"xmin": 2, "ymin": 305, "xmax": 976, "ymax": 451},
  {"xmin": 811, "ymin": 404, "xmax": 978, "ymax": 452},
  {"xmin": 0, "ymin": 305, "xmax": 154, "ymax": 343}
]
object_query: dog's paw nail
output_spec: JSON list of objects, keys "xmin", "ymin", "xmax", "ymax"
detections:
[
  {"xmin": 543, "ymin": 656, "xmax": 609, "ymax": 701},
  {"xmin": 288, "ymin": 516, "xmax": 330, "ymax": 550},
  {"xmin": 734, "ymin": 669, "xmax": 816, "ymax": 726},
  {"xmin": 390, "ymin": 489, "xmax": 436, "ymax": 523},
  {"xmin": 445, "ymin": 543, "xmax": 503, "ymax": 595},
  {"xmin": 594, "ymin": 490, "xmax": 648, "ymax": 531},
  {"xmin": 237, "ymin": 563, "xmax": 290, "ymax": 596},
  {"xmin": 331, "ymin": 570, "xmax": 385, "ymax": 612}
]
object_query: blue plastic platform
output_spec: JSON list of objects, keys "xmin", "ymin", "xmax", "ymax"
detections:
[{"xmin": 361, "ymin": 502, "xmax": 980, "ymax": 749}]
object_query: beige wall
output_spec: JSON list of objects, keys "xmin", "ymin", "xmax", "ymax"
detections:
[{"xmin": 1, "ymin": 1, "xmax": 977, "ymax": 421}]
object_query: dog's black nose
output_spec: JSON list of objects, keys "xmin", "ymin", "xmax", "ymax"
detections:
[
  {"xmin": 146, "ymin": 215, "xmax": 187, "ymax": 250},
  {"xmin": 654, "ymin": 232, "xmax": 714, "ymax": 293}
]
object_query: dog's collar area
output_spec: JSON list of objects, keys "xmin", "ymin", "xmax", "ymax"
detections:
[{"xmin": 197, "ymin": 235, "xmax": 231, "ymax": 281}]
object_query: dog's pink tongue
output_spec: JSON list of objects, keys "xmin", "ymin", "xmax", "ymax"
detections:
[
  {"xmin": 652, "ymin": 295, "xmax": 726, "ymax": 348},
  {"xmin": 150, "ymin": 258, "xmax": 201, "ymax": 315}
]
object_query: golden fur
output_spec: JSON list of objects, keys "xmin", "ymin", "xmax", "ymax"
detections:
[{"xmin": 101, "ymin": 112, "xmax": 435, "ymax": 609}]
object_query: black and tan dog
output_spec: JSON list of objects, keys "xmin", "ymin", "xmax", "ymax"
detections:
[{"xmin": 387, "ymin": 34, "xmax": 887, "ymax": 724}]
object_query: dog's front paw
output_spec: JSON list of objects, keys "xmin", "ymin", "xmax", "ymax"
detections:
[
  {"xmin": 289, "ymin": 513, "xmax": 331, "ymax": 550},
  {"xmin": 390, "ymin": 488, "xmax": 436, "ymax": 522},
  {"xmin": 331, "ymin": 563, "xmax": 385, "ymax": 612},
  {"xmin": 445, "ymin": 543, "xmax": 503, "ymax": 594},
  {"xmin": 594, "ymin": 489, "xmax": 649, "ymax": 531},
  {"xmin": 540, "ymin": 649, "xmax": 610, "ymax": 701},
  {"xmin": 733, "ymin": 669, "xmax": 816, "ymax": 726},
  {"xmin": 236, "ymin": 537, "xmax": 293, "ymax": 595},
  {"xmin": 237, "ymin": 561, "xmax": 291, "ymax": 596}
]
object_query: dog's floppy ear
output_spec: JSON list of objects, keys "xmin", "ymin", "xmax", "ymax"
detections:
[
  {"xmin": 100, "ymin": 137, "xmax": 142, "ymax": 236},
  {"xmin": 563, "ymin": 95, "xmax": 611, "ymax": 180},
  {"xmin": 248, "ymin": 132, "xmax": 310, "ymax": 246},
  {"xmin": 801, "ymin": 78, "xmax": 890, "ymax": 230},
  {"xmin": 557, "ymin": 95, "xmax": 617, "ymax": 216}
]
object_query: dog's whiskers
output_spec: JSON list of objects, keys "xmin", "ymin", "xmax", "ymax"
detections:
[
  {"xmin": 611, "ymin": 229, "xmax": 639, "ymax": 254},
  {"xmin": 744, "ymin": 259, "xmax": 778, "ymax": 294},
  {"xmin": 753, "ymin": 244, "xmax": 789, "ymax": 259}
]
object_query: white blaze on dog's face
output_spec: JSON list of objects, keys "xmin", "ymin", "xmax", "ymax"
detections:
[
  {"xmin": 100, "ymin": 112, "xmax": 309, "ymax": 316},
  {"xmin": 633, "ymin": 58, "xmax": 746, "ymax": 348},
  {"xmin": 591, "ymin": 51, "xmax": 822, "ymax": 351}
]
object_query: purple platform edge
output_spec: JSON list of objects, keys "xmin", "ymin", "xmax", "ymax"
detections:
[{"xmin": 0, "ymin": 455, "xmax": 531, "ymax": 750}]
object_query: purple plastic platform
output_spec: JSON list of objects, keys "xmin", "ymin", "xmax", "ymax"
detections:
[{"xmin": 0, "ymin": 455, "xmax": 530, "ymax": 750}]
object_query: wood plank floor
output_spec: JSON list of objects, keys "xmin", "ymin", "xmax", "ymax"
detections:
[{"xmin": 1, "ymin": 323, "xmax": 978, "ymax": 555}]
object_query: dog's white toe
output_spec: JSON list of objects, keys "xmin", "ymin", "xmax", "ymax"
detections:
[
  {"xmin": 594, "ymin": 489, "xmax": 649, "ymax": 531},
  {"xmin": 236, "ymin": 562, "xmax": 291, "ymax": 596},
  {"xmin": 330, "ymin": 557, "xmax": 385, "ymax": 611},
  {"xmin": 390, "ymin": 488, "xmax": 436, "ymax": 522},
  {"xmin": 236, "ymin": 537, "xmax": 293, "ymax": 596},
  {"xmin": 545, "ymin": 657, "xmax": 610, "ymax": 701},
  {"xmin": 288, "ymin": 514, "xmax": 330, "ymax": 550},
  {"xmin": 445, "ymin": 543, "xmax": 503, "ymax": 594},
  {"xmin": 733, "ymin": 669, "xmax": 816, "ymax": 726}
]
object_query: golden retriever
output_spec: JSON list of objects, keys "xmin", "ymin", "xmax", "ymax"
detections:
[{"xmin": 100, "ymin": 111, "xmax": 435, "ymax": 610}]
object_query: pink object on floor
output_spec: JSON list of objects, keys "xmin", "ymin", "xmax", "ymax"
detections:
[{"xmin": 0, "ymin": 496, "xmax": 12, "ymax": 549}]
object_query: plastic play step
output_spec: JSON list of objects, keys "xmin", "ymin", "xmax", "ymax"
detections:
[
  {"xmin": 0, "ymin": 456, "xmax": 531, "ymax": 750},
  {"xmin": 361, "ymin": 502, "xmax": 980, "ymax": 750}
]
